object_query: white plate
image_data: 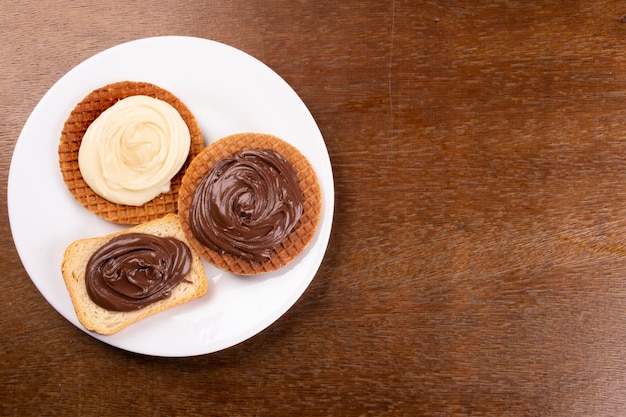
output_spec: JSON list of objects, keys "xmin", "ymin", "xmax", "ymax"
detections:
[{"xmin": 8, "ymin": 36, "xmax": 334, "ymax": 357}]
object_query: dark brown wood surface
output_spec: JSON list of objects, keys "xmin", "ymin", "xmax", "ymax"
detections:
[{"xmin": 3, "ymin": 1, "xmax": 626, "ymax": 415}]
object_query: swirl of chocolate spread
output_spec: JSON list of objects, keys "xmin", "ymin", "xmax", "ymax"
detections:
[
  {"xmin": 189, "ymin": 148, "xmax": 304, "ymax": 262},
  {"xmin": 85, "ymin": 233, "xmax": 192, "ymax": 311}
]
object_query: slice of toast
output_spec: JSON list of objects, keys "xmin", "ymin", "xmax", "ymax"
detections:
[{"xmin": 61, "ymin": 214, "xmax": 208, "ymax": 335}]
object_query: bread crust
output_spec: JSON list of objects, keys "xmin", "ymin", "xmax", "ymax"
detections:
[{"xmin": 61, "ymin": 214, "xmax": 208, "ymax": 335}]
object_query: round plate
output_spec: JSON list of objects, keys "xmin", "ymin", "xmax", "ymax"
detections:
[{"xmin": 8, "ymin": 36, "xmax": 334, "ymax": 357}]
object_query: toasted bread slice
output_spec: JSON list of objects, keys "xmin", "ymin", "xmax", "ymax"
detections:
[{"xmin": 61, "ymin": 214, "xmax": 208, "ymax": 335}]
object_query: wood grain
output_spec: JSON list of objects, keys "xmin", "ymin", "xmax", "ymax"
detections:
[{"xmin": 3, "ymin": 1, "xmax": 626, "ymax": 415}]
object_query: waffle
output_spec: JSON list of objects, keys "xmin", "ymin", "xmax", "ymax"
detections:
[
  {"xmin": 178, "ymin": 133, "xmax": 322, "ymax": 275},
  {"xmin": 58, "ymin": 81, "xmax": 204, "ymax": 224}
]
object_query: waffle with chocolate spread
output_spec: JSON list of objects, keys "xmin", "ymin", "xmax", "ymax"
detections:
[{"xmin": 178, "ymin": 132, "xmax": 322, "ymax": 275}]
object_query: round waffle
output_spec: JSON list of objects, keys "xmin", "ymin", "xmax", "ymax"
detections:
[
  {"xmin": 58, "ymin": 81, "xmax": 204, "ymax": 224},
  {"xmin": 178, "ymin": 133, "xmax": 322, "ymax": 275}
]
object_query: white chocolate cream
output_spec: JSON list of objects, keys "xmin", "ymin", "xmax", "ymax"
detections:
[{"xmin": 78, "ymin": 95, "xmax": 191, "ymax": 206}]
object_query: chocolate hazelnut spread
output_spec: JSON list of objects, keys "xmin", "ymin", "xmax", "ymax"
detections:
[
  {"xmin": 85, "ymin": 233, "xmax": 192, "ymax": 311},
  {"xmin": 189, "ymin": 148, "xmax": 304, "ymax": 263}
]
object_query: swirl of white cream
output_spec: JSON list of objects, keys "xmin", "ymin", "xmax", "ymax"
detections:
[{"xmin": 78, "ymin": 95, "xmax": 191, "ymax": 206}]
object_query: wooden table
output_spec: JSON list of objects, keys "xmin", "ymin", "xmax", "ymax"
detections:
[{"xmin": 3, "ymin": 1, "xmax": 626, "ymax": 415}]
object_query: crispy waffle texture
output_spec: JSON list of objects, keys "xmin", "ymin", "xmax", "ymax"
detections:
[
  {"xmin": 178, "ymin": 133, "xmax": 322, "ymax": 275},
  {"xmin": 58, "ymin": 81, "xmax": 204, "ymax": 224}
]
